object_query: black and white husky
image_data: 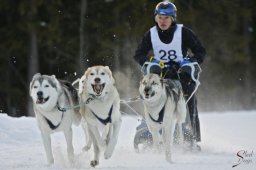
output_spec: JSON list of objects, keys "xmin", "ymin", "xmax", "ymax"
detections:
[
  {"xmin": 30, "ymin": 73, "xmax": 81, "ymax": 165},
  {"xmin": 139, "ymin": 73, "xmax": 187, "ymax": 163}
]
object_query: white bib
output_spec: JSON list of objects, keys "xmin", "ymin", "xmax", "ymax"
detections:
[{"xmin": 150, "ymin": 24, "xmax": 184, "ymax": 63}]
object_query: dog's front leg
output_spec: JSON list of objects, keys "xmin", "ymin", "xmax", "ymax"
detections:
[
  {"xmin": 89, "ymin": 125, "xmax": 106, "ymax": 147},
  {"xmin": 41, "ymin": 132, "xmax": 54, "ymax": 165},
  {"xmin": 88, "ymin": 126, "xmax": 100, "ymax": 167},
  {"xmin": 64, "ymin": 127, "xmax": 74, "ymax": 163},
  {"xmin": 81, "ymin": 120, "xmax": 92, "ymax": 151},
  {"xmin": 177, "ymin": 122, "xmax": 184, "ymax": 145},
  {"xmin": 104, "ymin": 119, "xmax": 121, "ymax": 159},
  {"xmin": 163, "ymin": 126, "xmax": 172, "ymax": 163},
  {"xmin": 150, "ymin": 127, "xmax": 161, "ymax": 152}
]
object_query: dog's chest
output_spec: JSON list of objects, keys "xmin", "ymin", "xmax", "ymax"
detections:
[
  {"xmin": 144, "ymin": 96, "xmax": 168, "ymax": 124},
  {"xmin": 89, "ymin": 102, "xmax": 112, "ymax": 114},
  {"xmin": 86, "ymin": 98, "xmax": 114, "ymax": 117},
  {"xmin": 36, "ymin": 109, "xmax": 70, "ymax": 130},
  {"xmin": 146, "ymin": 106, "xmax": 164, "ymax": 120}
]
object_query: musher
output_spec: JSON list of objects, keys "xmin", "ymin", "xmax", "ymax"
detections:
[{"xmin": 133, "ymin": 1, "xmax": 206, "ymax": 151}]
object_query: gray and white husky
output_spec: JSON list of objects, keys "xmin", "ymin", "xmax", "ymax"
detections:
[
  {"xmin": 30, "ymin": 73, "xmax": 81, "ymax": 165},
  {"xmin": 139, "ymin": 73, "xmax": 187, "ymax": 163}
]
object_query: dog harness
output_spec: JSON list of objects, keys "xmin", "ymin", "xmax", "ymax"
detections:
[
  {"xmin": 42, "ymin": 105, "xmax": 65, "ymax": 130},
  {"xmin": 90, "ymin": 105, "xmax": 113, "ymax": 125},
  {"xmin": 148, "ymin": 105, "xmax": 165, "ymax": 124},
  {"xmin": 41, "ymin": 102, "xmax": 68, "ymax": 130},
  {"xmin": 44, "ymin": 113, "xmax": 64, "ymax": 130}
]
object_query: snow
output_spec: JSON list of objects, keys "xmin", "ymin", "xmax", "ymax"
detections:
[{"xmin": 0, "ymin": 111, "xmax": 256, "ymax": 170}]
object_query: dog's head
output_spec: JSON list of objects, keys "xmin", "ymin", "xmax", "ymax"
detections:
[
  {"xmin": 82, "ymin": 66, "xmax": 115, "ymax": 97},
  {"xmin": 139, "ymin": 73, "xmax": 164, "ymax": 101},
  {"xmin": 78, "ymin": 75, "xmax": 86, "ymax": 97},
  {"xmin": 30, "ymin": 73, "xmax": 61, "ymax": 110}
]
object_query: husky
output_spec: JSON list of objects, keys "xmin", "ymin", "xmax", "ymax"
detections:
[
  {"xmin": 30, "ymin": 73, "xmax": 81, "ymax": 165},
  {"xmin": 139, "ymin": 73, "xmax": 187, "ymax": 163},
  {"xmin": 75, "ymin": 75, "xmax": 92, "ymax": 152},
  {"xmin": 79, "ymin": 66, "xmax": 122, "ymax": 167}
]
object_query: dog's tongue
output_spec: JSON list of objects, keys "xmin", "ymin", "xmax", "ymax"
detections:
[
  {"xmin": 94, "ymin": 84, "xmax": 102, "ymax": 95},
  {"xmin": 36, "ymin": 98, "xmax": 44, "ymax": 104}
]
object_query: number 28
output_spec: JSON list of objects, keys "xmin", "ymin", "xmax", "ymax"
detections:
[{"xmin": 159, "ymin": 50, "xmax": 177, "ymax": 61}]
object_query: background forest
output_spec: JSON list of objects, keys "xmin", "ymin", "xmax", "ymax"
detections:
[{"xmin": 0, "ymin": 0, "xmax": 256, "ymax": 117}]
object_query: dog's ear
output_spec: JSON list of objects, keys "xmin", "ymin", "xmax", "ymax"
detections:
[
  {"xmin": 51, "ymin": 75, "xmax": 56, "ymax": 79},
  {"xmin": 84, "ymin": 67, "xmax": 91, "ymax": 79},
  {"xmin": 104, "ymin": 66, "xmax": 111, "ymax": 76},
  {"xmin": 104, "ymin": 66, "xmax": 115, "ymax": 84},
  {"xmin": 50, "ymin": 75, "xmax": 59, "ymax": 88},
  {"xmin": 32, "ymin": 73, "xmax": 41, "ymax": 80},
  {"xmin": 30, "ymin": 73, "xmax": 41, "ymax": 96},
  {"xmin": 139, "ymin": 79, "xmax": 143, "ymax": 85},
  {"xmin": 78, "ymin": 75, "xmax": 86, "ymax": 96},
  {"xmin": 50, "ymin": 74, "xmax": 62, "ymax": 92}
]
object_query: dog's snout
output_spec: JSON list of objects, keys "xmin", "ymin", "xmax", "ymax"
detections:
[
  {"xmin": 94, "ymin": 78, "xmax": 101, "ymax": 83},
  {"xmin": 37, "ymin": 91, "xmax": 43, "ymax": 97},
  {"xmin": 144, "ymin": 86, "xmax": 151, "ymax": 93}
]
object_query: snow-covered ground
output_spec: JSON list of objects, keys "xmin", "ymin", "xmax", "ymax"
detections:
[{"xmin": 0, "ymin": 111, "xmax": 255, "ymax": 170}]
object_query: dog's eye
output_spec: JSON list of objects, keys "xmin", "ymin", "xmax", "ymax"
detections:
[
  {"xmin": 33, "ymin": 86, "xmax": 38, "ymax": 89},
  {"xmin": 90, "ymin": 73, "xmax": 94, "ymax": 76},
  {"xmin": 142, "ymin": 81, "xmax": 147, "ymax": 85},
  {"xmin": 152, "ymin": 81, "xmax": 158, "ymax": 85},
  {"xmin": 100, "ymin": 72, "xmax": 105, "ymax": 75},
  {"xmin": 45, "ymin": 85, "xmax": 49, "ymax": 88}
]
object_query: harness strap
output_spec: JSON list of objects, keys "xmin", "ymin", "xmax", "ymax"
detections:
[
  {"xmin": 90, "ymin": 105, "xmax": 113, "ymax": 125},
  {"xmin": 148, "ymin": 105, "xmax": 165, "ymax": 124},
  {"xmin": 43, "ymin": 112, "xmax": 64, "ymax": 130},
  {"xmin": 57, "ymin": 105, "xmax": 67, "ymax": 112}
]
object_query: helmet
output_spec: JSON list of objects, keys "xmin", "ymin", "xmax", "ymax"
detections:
[{"xmin": 154, "ymin": 1, "xmax": 177, "ymax": 21}]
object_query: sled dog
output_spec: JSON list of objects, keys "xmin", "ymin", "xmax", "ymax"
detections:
[
  {"xmin": 139, "ymin": 73, "xmax": 187, "ymax": 163},
  {"xmin": 75, "ymin": 75, "xmax": 92, "ymax": 152},
  {"xmin": 80, "ymin": 66, "xmax": 121, "ymax": 167},
  {"xmin": 30, "ymin": 73, "xmax": 81, "ymax": 165}
]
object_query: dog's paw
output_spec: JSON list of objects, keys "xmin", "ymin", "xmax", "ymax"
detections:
[
  {"xmin": 104, "ymin": 149, "xmax": 113, "ymax": 159},
  {"xmin": 166, "ymin": 159, "xmax": 173, "ymax": 164},
  {"xmin": 46, "ymin": 159, "xmax": 54, "ymax": 166},
  {"xmin": 166, "ymin": 156, "xmax": 173, "ymax": 164},
  {"xmin": 90, "ymin": 160, "xmax": 99, "ymax": 167},
  {"xmin": 68, "ymin": 155, "xmax": 75, "ymax": 164},
  {"xmin": 165, "ymin": 153, "xmax": 173, "ymax": 164},
  {"xmin": 82, "ymin": 145, "xmax": 91, "ymax": 151},
  {"xmin": 67, "ymin": 150, "xmax": 75, "ymax": 164},
  {"xmin": 47, "ymin": 158, "xmax": 54, "ymax": 166}
]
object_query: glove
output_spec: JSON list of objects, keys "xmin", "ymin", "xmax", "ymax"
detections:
[
  {"xmin": 144, "ymin": 57, "xmax": 165, "ymax": 76},
  {"xmin": 141, "ymin": 61, "xmax": 162, "ymax": 75},
  {"xmin": 179, "ymin": 57, "xmax": 191, "ymax": 67}
]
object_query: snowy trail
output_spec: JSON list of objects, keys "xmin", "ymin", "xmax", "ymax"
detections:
[{"xmin": 0, "ymin": 111, "xmax": 256, "ymax": 170}]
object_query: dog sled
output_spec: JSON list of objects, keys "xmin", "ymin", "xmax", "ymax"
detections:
[{"xmin": 133, "ymin": 108, "xmax": 201, "ymax": 152}]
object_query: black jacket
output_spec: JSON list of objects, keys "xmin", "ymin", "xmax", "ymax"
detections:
[{"xmin": 134, "ymin": 24, "xmax": 206, "ymax": 66}]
